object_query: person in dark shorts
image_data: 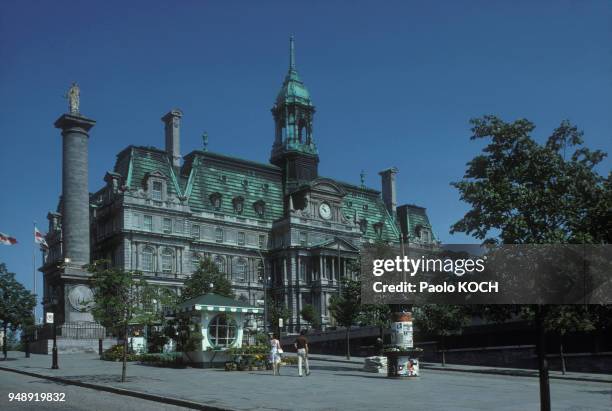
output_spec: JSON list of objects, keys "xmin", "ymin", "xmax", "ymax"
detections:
[{"xmin": 294, "ymin": 329, "xmax": 310, "ymax": 376}]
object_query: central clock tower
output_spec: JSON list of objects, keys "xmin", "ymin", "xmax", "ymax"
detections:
[{"xmin": 270, "ymin": 36, "xmax": 318, "ymax": 194}]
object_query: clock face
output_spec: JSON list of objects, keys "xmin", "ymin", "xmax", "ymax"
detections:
[{"xmin": 319, "ymin": 202, "xmax": 332, "ymax": 220}]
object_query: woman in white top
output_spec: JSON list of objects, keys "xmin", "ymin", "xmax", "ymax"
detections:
[{"xmin": 269, "ymin": 333, "xmax": 282, "ymax": 376}]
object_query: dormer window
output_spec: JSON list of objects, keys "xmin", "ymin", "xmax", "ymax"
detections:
[
  {"xmin": 242, "ymin": 179, "xmax": 249, "ymax": 189},
  {"xmin": 253, "ymin": 200, "xmax": 266, "ymax": 217},
  {"xmin": 363, "ymin": 204, "xmax": 369, "ymax": 211},
  {"xmin": 262, "ymin": 183, "xmax": 269, "ymax": 192},
  {"xmin": 209, "ymin": 192, "xmax": 222, "ymax": 210},
  {"xmin": 219, "ymin": 175, "xmax": 227, "ymax": 184},
  {"xmin": 373, "ymin": 222, "xmax": 384, "ymax": 238},
  {"xmin": 359, "ymin": 218, "xmax": 368, "ymax": 234},
  {"xmin": 232, "ymin": 196, "xmax": 244, "ymax": 214},
  {"xmin": 151, "ymin": 181, "xmax": 163, "ymax": 201},
  {"xmin": 144, "ymin": 171, "xmax": 168, "ymax": 202}
]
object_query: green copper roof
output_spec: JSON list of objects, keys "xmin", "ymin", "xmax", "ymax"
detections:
[
  {"xmin": 275, "ymin": 36, "xmax": 312, "ymax": 107},
  {"xmin": 398, "ymin": 204, "xmax": 437, "ymax": 242},
  {"xmin": 183, "ymin": 152, "xmax": 284, "ymax": 222},
  {"xmin": 338, "ymin": 182, "xmax": 400, "ymax": 243},
  {"xmin": 118, "ymin": 146, "xmax": 185, "ymax": 196}
]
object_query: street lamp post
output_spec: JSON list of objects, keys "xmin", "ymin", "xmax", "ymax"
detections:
[
  {"xmin": 256, "ymin": 250, "xmax": 269, "ymax": 334},
  {"xmin": 51, "ymin": 298, "xmax": 59, "ymax": 369}
]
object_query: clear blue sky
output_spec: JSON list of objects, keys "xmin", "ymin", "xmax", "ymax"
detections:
[{"xmin": 1, "ymin": 1, "xmax": 610, "ymax": 318}]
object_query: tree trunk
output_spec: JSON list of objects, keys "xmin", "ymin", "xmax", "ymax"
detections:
[
  {"xmin": 2, "ymin": 323, "xmax": 7, "ymax": 360},
  {"xmin": 441, "ymin": 335, "xmax": 446, "ymax": 367},
  {"xmin": 122, "ymin": 321, "xmax": 128, "ymax": 383},
  {"xmin": 560, "ymin": 337, "xmax": 566, "ymax": 375},
  {"xmin": 536, "ymin": 305, "xmax": 551, "ymax": 411},
  {"xmin": 346, "ymin": 326, "xmax": 351, "ymax": 360}
]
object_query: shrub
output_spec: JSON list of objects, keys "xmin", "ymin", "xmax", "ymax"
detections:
[
  {"xmin": 101, "ymin": 344, "xmax": 140, "ymax": 362},
  {"xmin": 139, "ymin": 352, "xmax": 184, "ymax": 368},
  {"xmin": 281, "ymin": 356, "xmax": 298, "ymax": 365}
]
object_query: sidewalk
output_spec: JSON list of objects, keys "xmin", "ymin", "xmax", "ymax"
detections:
[
  {"xmin": 308, "ymin": 353, "xmax": 612, "ymax": 384},
  {"xmin": 0, "ymin": 352, "xmax": 610, "ymax": 411}
]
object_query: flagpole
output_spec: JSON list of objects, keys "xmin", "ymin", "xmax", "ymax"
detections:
[{"xmin": 33, "ymin": 222, "xmax": 37, "ymax": 325}]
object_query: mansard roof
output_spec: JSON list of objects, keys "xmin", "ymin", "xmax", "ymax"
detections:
[
  {"xmin": 336, "ymin": 181, "xmax": 401, "ymax": 243},
  {"xmin": 397, "ymin": 204, "xmax": 437, "ymax": 242},
  {"xmin": 110, "ymin": 145, "xmax": 430, "ymax": 244}
]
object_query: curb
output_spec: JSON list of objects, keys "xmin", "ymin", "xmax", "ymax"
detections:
[
  {"xmin": 308, "ymin": 357, "xmax": 611, "ymax": 384},
  {"xmin": 0, "ymin": 365, "xmax": 234, "ymax": 411}
]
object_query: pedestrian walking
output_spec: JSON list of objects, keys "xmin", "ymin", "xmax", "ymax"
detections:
[
  {"xmin": 269, "ymin": 333, "xmax": 282, "ymax": 376},
  {"xmin": 294, "ymin": 329, "xmax": 310, "ymax": 377}
]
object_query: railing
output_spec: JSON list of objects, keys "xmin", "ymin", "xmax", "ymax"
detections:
[{"xmin": 34, "ymin": 322, "xmax": 111, "ymax": 340}]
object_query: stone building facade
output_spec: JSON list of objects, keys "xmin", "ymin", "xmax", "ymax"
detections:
[{"xmin": 41, "ymin": 38, "xmax": 437, "ymax": 332}]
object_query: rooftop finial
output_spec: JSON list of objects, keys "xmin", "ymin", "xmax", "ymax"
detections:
[
  {"xmin": 360, "ymin": 170, "xmax": 366, "ymax": 188},
  {"xmin": 202, "ymin": 131, "xmax": 208, "ymax": 151},
  {"xmin": 289, "ymin": 35, "xmax": 295, "ymax": 70}
]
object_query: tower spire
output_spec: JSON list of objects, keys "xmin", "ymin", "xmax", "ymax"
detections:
[{"xmin": 289, "ymin": 35, "xmax": 295, "ymax": 70}]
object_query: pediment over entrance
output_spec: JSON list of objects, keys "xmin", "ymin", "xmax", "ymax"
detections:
[{"xmin": 311, "ymin": 237, "xmax": 359, "ymax": 253}]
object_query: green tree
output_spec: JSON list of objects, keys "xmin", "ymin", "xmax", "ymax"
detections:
[
  {"xmin": 358, "ymin": 304, "xmax": 391, "ymax": 339},
  {"xmin": 181, "ymin": 257, "xmax": 233, "ymax": 301},
  {"xmin": 329, "ymin": 278, "xmax": 362, "ymax": 360},
  {"xmin": 451, "ymin": 116, "xmax": 610, "ymax": 410},
  {"xmin": 413, "ymin": 304, "xmax": 470, "ymax": 366},
  {"xmin": 451, "ymin": 116, "xmax": 610, "ymax": 244},
  {"xmin": 0, "ymin": 263, "xmax": 35, "ymax": 360},
  {"xmin": 88, "ymin": 261, "xmax": 156, "ymax": 382},
  {"xmin": 540, "ymin": 305, "xmax": 594, "ymax": 375},
  {"xmin": 268, "ymin": 298, "xmax": 290, "ymax": 337},
  {"xmin": 300, "ymin": 304, "xmax": 320, "ymax": 330}
]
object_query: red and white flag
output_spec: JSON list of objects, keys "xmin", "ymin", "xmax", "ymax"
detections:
[
  {"xmin": 0, "ymin": 232, "xmax": 18, "ymax": 246},
  {"xmin": 34, "ymin": 226, "xmax": 48, "ymax": 248}
]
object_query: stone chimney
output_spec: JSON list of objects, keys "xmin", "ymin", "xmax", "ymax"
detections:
[
  {"xmin": 379, "ymin": 167, "xmax": 398, "ymax": 220},
  {"xmin": 162, "ymin": 109, "xmax": 183, "ymax": 168}
]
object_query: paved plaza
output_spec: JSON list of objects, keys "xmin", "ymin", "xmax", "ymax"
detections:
[{"xmin": 0, "ymin": 352, "xmax": 610, "ymax": 410}]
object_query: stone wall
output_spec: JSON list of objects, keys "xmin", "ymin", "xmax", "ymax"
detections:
[{"xmin": 30, "ymin": 338, "xmax": 116, "ymax": 355}]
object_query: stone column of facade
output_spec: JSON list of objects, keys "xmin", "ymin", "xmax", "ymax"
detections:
[
  {"xmin": 319, "ymin": 255, "xmax": 323, "ymax": 280},
  {"xmin": 331, "ymin": 256, "xmax": 336, "ymax": 283}
]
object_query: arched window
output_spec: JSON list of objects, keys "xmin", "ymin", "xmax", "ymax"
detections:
[
  {"xmin": 235, "ymin": 258, "xmax": 247, "ymax": 282},
  {"xmin": 214, "ymin": 256, "xmax": 226, "ymax": 274},
  {"xmin": 207, "ymin": 314, "xmax": 237, "ymax": 348},
  {"xmin": 161, "ymin": 248, "xmax": 174, "ymax": 273},
  {"xmin": 141, "ymin": 246, "xmax": 155, "ymax": 272},
  {"xmin": 215, "ymin": 227, "xmax": 224, "ymax": 243}
]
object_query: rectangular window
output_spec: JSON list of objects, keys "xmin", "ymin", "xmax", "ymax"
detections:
[
  {"xmin": 237, "ymin": 232, "xmax": 245, "ymax": 246},
  {"xmin": 175, "ymin": 219, "xmax": 184, "ymax": 234},
  {"xmin": 141, "ymin": 249, "xmax": 154, "ymax": 272},
  {"xmin": 163, "ymin": 218, "xmax": 172, "ymax": 234},
  {"xmin": 162, "ymin": 252, "xmax": 173, "ymax": 273},
  {"xmin": 132, "ymin": 212, "xmax": 141, "ymax": 228},
  {"xmin": 215, "ymin": 228, "xmax": 224, "ymax": 243},
  {"xmin": 152, "ymin": 181, "xmax": 163, "ymax": 201},
  {"xmin": 299, "ymin": 261, "xmax": 306, "ymax": 281},
  {"xmin": 191, "ymin": 224, "xmax": 200, "ymax": 239},
  {"xmin": 143, "ymin": 215, "xmax": 153, "ymax": 231},
  {"xmin": 258, "ymin": 235, "xmax": 266, "ymax": 249}
]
